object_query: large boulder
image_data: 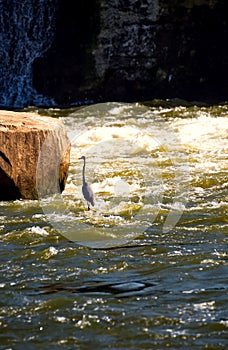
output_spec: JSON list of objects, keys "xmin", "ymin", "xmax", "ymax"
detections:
[{"xmin": 0, "ymin": 110, "xmax": 71, "ymax": 200}]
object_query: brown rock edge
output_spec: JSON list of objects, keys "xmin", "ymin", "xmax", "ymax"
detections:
[{"xmin": 0, "ymin": 110, "xmax": 71, "ymax": 200}]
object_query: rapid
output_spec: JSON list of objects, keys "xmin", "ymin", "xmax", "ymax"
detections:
[{"xmin": 0, "ymin": 101, "xmax": 227, "ymax": 349}]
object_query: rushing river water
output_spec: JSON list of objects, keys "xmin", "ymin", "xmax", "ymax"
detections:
[{"xmin": 0, "ymin": 101, "xmax": 227, "ymax": 349}]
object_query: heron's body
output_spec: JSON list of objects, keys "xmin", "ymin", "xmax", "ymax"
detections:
[
  {"xmin": 82, "ymin": 181, "xmax": 95, "ymax": 207},
  {"xmin": 78, "ymin": 156, "xmax": 95, "ymax": 210}
]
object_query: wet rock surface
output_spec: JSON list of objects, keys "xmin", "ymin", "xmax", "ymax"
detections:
[{"xmin": 33, "ymin": 0, "xmax": 228, "ymax": 105}]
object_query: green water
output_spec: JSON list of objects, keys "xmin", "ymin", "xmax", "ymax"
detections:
[{"xmin": 0, "ymin": 102, "xmax": 227, "ymax": 349}]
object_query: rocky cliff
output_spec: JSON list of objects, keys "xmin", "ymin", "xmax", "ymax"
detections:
[{"xmin": 1, "ymin": 0, "xmax": 228, "ymax": 108}]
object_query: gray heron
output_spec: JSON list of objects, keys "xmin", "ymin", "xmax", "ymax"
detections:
[{"xmin": 78, "ymin": 156, "xmax": 95, "ymax": 210}]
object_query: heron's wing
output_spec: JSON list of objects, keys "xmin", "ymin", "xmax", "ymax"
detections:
[{"xmin": 82, "ymin": 182, "xmax": 95, "ymax": 206}]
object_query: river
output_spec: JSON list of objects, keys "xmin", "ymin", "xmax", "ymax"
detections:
[{"xmin": 0, "ymin": 101, "xmax": 227, "ymax": 349}]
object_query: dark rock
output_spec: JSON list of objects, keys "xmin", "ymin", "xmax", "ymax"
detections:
[
  {"xmin": 33, "ymin": 0, "xmax": 228, "ymax": 105},
  {"xmin": 1, "ymin": 0, "xmax": 228, "ymax": 108}
]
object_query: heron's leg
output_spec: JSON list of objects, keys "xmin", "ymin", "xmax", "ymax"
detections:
[{"xmin": 87, "ymin": 203, "xmax": 90, "ymax": 211}]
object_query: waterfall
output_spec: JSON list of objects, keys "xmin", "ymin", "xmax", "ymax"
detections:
[{"xmin": 0, "ymin": 0, "xmax": 58, "ymax": 108}]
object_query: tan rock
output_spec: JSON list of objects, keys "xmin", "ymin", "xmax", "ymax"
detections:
[{"xmin": 0, "ymin": 110, "xmax": 71, "ymax": 200}]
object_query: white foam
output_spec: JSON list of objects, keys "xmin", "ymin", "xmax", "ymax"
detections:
[
  {"xmin": 174, "ymin": 115, "xmax": 228, "ymax": 152},
  {"xmin": 28, "ymin": 226, "xmax": 49, "ymax": 236}
]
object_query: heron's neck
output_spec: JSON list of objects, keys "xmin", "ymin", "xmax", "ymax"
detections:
[{"xmin": 82, "ymin": 159, "xmax": 86, "ymax": 183}]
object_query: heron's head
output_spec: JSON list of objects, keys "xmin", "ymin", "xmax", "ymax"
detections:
[{"xmin": 78, "ymin": 156, "xmax": 85, "ymax": 160}]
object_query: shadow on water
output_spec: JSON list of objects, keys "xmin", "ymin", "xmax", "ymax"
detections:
[{"xmin": 31, "ymin": 279, "xmax": 162, "ymax": 298}]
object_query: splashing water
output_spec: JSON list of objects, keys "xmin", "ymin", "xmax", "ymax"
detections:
[{"xmin": 35, "ymin": 102, "xmax": 228, "ymax": 248}]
